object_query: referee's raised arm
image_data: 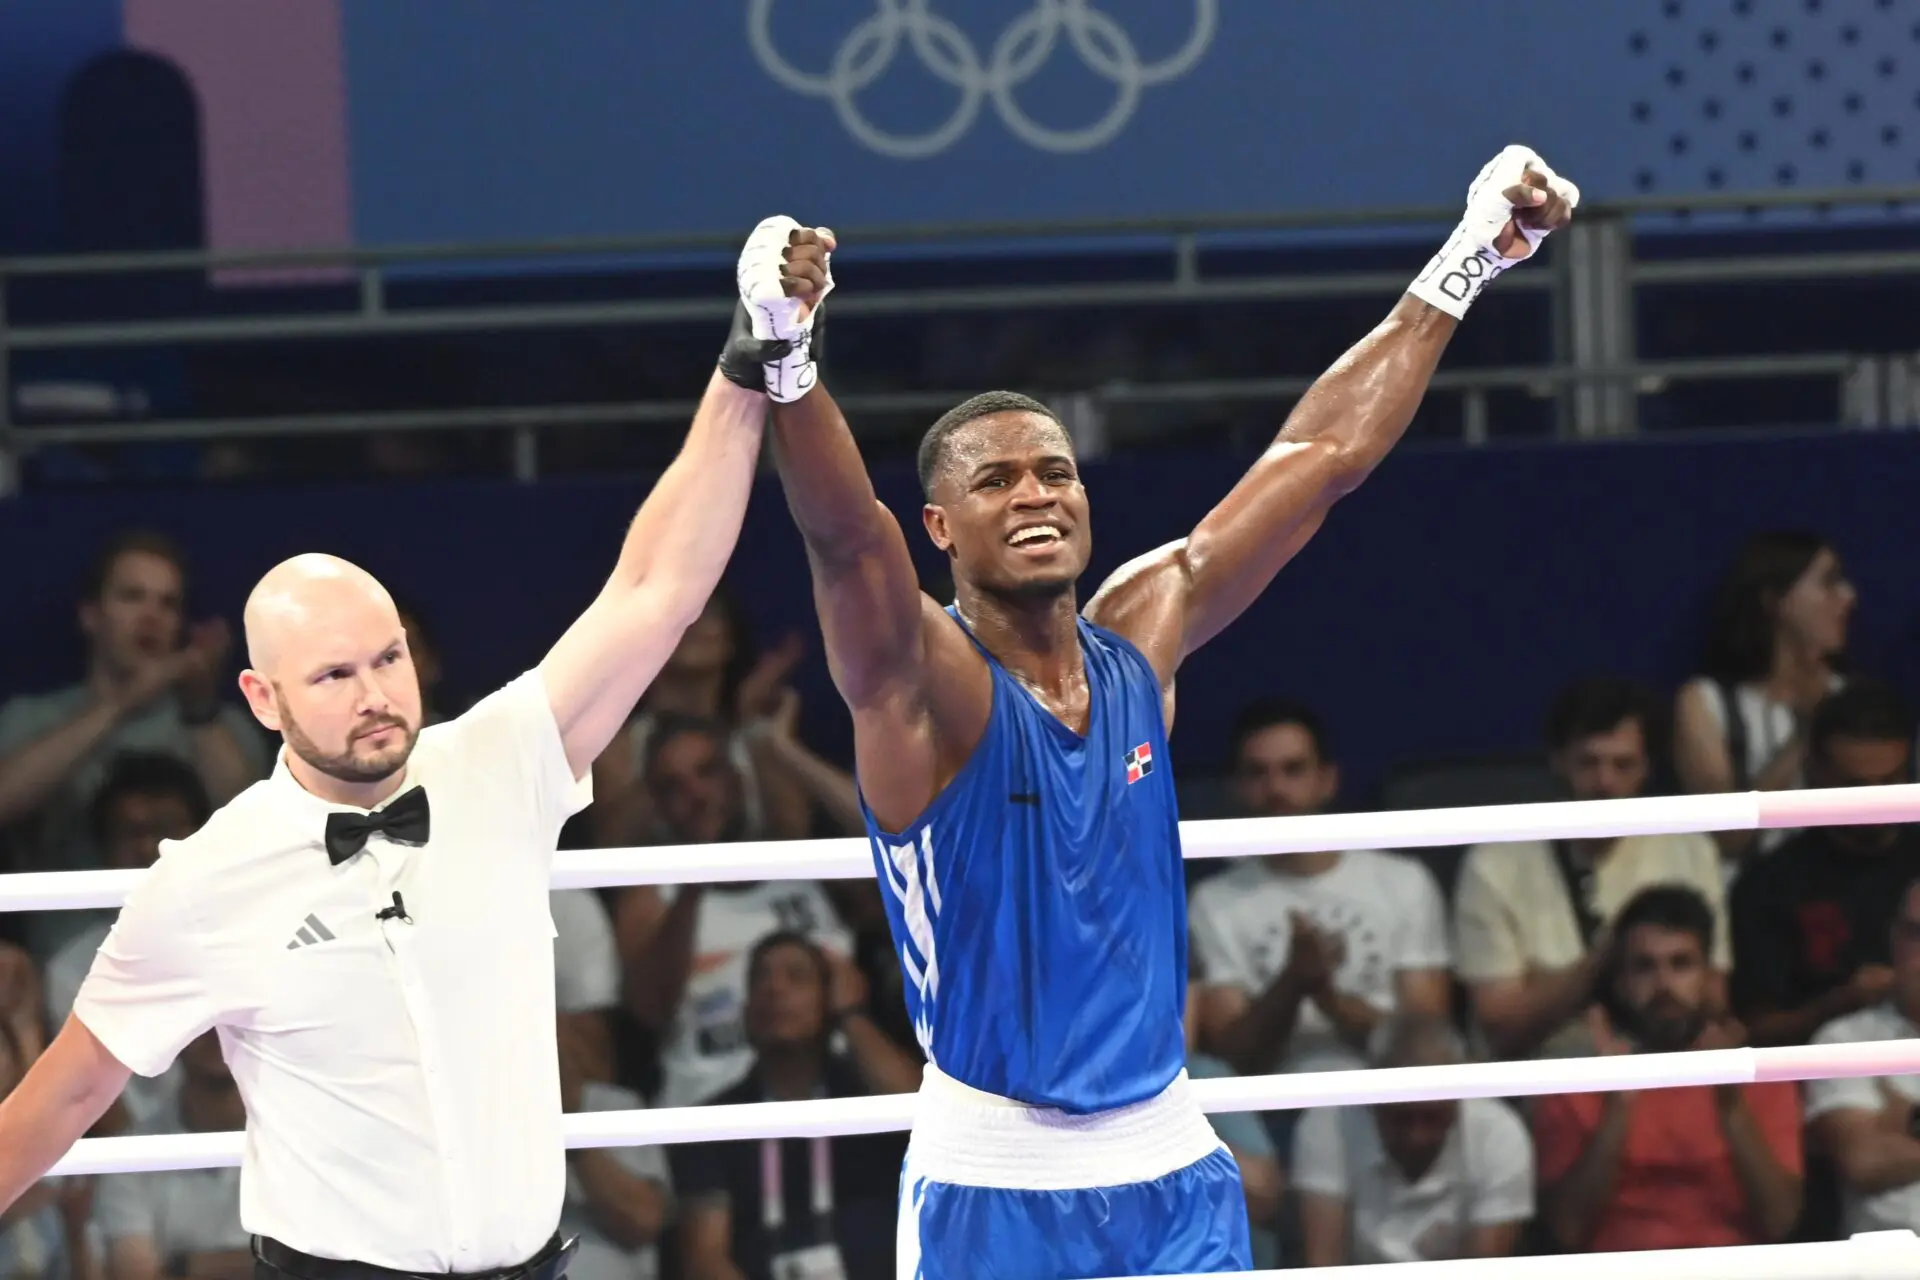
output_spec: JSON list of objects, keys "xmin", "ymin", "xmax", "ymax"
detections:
[{"xmin": 538, "ymin": 366, "xmax": 769, "ymax": 782}]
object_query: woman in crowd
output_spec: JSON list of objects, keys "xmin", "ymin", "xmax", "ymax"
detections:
[{"xmin": 1674, "ymin": 530, "xmax": 1855, "ymax": 864}]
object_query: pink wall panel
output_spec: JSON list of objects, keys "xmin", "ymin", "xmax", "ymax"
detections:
[{"xmin": 124, "ymin": 0, "xmax": 351, "ymax": 276}]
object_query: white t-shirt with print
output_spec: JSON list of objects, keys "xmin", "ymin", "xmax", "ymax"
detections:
[
  {"xmin": 656, "ymin": 882, "xmax": 852, "ymax": 1107},
  {"xmin": 1189, "ymin": 851, "xmax": 1450, "ymax": 1075}
]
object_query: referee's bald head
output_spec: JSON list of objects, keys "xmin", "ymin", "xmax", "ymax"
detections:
[{"xmin": 244, "ymin": 554, "xmax": 396, "ymax": 676}]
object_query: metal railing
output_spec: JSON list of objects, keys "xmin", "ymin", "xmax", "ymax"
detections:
[{"xmin": 1, "ymin": 183, "xmax": 1916, "ymax": 480}]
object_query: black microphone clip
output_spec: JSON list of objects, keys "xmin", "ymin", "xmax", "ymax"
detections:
[{"xmin": 375, "ymin": 891, "xmax": 412, "ymax": 925}]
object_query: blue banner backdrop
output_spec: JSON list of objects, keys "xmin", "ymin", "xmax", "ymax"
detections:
[
  {"xmin": 1, "ymin": 3, "xmax": 1915, "ymax": 253},
  {"xmin": 339, "ymin": 0, "xmax": 1920, "ymax": 242}
]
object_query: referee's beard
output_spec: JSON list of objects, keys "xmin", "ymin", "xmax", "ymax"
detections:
[{"xmin": 275, "ymin": 688, "xmax": 418, "ymax": 786}]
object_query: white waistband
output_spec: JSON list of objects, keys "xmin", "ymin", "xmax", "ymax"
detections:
[{"xmin": 905, "ymin": 1066, "xmax": 1224, "ymax": 1191}]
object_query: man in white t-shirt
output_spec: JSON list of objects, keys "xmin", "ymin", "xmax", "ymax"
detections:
[
  {"xmin": 1454, "ymin": 677, "xmax": 1728, "ymax": 1059},
  {"xmin": 1805, "ymin": 873, "xmax": 1920, "ymax": 1236},
  {"xmin": 1191, "ymin": 701, "xmax": 1451, "ymax": 1083},
  {"xmin": 1294, "ymin": 1017, "xmax": 1533, "ymax": 1266},
  {"xmin": 0, "ymin": 333, "xmax": 786, "ymax": 1276}
]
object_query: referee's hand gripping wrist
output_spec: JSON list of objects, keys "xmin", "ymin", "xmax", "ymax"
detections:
[
  {"xmin": 1408, "ymin": 144, "xmax": 1579, "ymax": 320},
  {"xmin": 722, "ymin": 215, "xmax": 835, "ymax": 403}
]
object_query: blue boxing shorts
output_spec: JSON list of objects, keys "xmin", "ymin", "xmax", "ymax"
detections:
[{"xmin": 896, "ymin": 1066, "xmax": 1252, "ymax": 1280}]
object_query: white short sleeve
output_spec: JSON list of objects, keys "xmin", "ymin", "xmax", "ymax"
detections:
[
  {"xmin": 73, "ymin": 857, "xmax": 221, "ymax": 1078},
  {"xmin": 92, "ymin": 1173, "xmax": 158, "ymax": 1242},
  {"xmin": 1289, "ymin": 1108, "xmax": 1350, "ymax": 1199},
  {"xmin": 443, "ymin": 672, "xmax": 592, "ymax": 849},
  {"xmin": 552, "ymin": 890, "xmax": 620, "ymax": 1014},
  {"xmin": 1805, "ymin": 1015, "xmax": 1891, "ymax": 1121},
  {"xmin": 1389, "ymin": 858, "xmax": 1451, "ymax": 971},
  {"xmin": 1188, "ymin": 876, "xmax": 1261, "ymax": 994},
  {"xmin": 1465, "ymin": 1101, "xmax": 1535, "ymax": 1226}
]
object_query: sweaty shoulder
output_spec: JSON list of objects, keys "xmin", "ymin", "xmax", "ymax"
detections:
[{"xmin": 1082, "ymin": 543, "xmax": 1187, "ymax": 684}]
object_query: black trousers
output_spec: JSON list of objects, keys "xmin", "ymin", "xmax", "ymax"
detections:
[{"xmin": 253, "ymin": 1234, "xmax": 576, "ymax": 1280}]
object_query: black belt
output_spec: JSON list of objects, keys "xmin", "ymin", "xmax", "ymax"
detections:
[{"xmin": 253, "ymin": 1234, "xmax": 577, "ymax": 1280}]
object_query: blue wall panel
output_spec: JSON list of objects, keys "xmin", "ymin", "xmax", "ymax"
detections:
[{"xmin": 6, "ymin": 430, "xmax": 1919, "ymax": 804}]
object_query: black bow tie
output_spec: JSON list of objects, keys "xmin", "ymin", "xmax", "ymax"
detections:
[{"xmin": 324, "ymin": 788, "xmax": 431, "ymax": 865}]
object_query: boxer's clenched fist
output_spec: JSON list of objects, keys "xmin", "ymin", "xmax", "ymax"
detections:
[
  {"xmin": 1484, "ymin": 147, "xmax": 1578, "ymax": 260},
  {"xmin": 778, "ymin": 226, "xmax": 836, "ymax": 320},
  {"xmin": 1409, "ymin": 145, "xmax": 1580, "ymax": 320},
  {"xmin": 721, "ymin": 216, "xmax": 837, "ymax": 402}
]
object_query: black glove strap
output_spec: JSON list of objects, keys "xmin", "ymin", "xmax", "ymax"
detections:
[{"xmin": 717, "ymin": 301, "xmax": 793, "ymax": 391}]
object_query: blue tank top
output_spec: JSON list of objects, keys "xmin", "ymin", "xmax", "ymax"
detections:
[{"xmin": 860, "ymin": 609, "xmax": 1188, "ymax": 1114}]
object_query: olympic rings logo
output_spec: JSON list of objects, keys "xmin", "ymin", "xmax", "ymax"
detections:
[{"xmin": 748, "ymin": 0, "xmax": 1217, "ymax": 159}]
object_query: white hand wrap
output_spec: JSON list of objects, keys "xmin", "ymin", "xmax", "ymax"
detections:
[
  {"xmin": 1408, "ymin": 144, "xmax": 1581, "ymax": 320},
  {"xmin": 736, "ymin": 215, "xmax": 833, "ymax": 403}
]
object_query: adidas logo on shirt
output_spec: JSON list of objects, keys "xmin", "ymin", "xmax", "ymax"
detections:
[{"xmin": 286, "ymin": 914, "xmax": 337, "ymax": 950}]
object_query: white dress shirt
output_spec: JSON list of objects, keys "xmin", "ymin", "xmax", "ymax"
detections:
[{"xmin": 75, "ymin": 672, "xmax": 590, "ymax": 1272}]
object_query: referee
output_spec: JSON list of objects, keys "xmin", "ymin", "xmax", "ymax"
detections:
[{"xmin": 0, "ymin": 305, "xmax": 800, "ymax": 1277}]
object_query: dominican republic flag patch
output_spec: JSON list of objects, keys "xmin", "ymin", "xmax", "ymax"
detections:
[{"xmin": 1124, "ymin": 742, "xmax": 1154, "ymax": 784}]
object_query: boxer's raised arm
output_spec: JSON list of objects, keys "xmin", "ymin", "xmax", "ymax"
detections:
[
  {"xmin": 754, "ymin": 222, "xmax": 984, "ymax": 828},
  {"xmin": 768, "ymin": 382, "xmax": 928, "ymax": 712},
  {"xmin": 1088, "ymin": 147, "xmax": 1578, "ymax": 683},
  {"xmin": 1086, "ymin": 298, "xmax": 1453, "ymax": 678},
  {"xmin": 541, "ymin": 371, "xmax": 766, "ymax": 780},
  {"xmin": 770, "ymin": 375, "xmax": 974, "ymax": 832},
  {"xmin": 743, "ymin": 222, "xmax": 927, "ymax": 714}
]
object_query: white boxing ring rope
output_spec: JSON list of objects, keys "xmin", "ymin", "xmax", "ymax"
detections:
[
  {"xmin": 1121, "ymin": 1232, "xmax": 1920, "ymax": 1279},
  {"xmin": 16, "ymin": 781, "xmax": 1920, "ymax": 1279},
  {"xmin": 13, "ymin": 782, "xmax": 1920, "ymax": 910}
]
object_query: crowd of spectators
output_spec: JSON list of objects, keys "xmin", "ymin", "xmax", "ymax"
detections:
[{"xmin": 0, "ymin": 524, "xmax": 1912, "ymax": 1279}]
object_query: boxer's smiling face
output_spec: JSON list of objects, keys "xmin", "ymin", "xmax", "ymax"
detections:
[{"xmin": 923, "ymin": 411, "xmax": 1091, "ymax": 600}]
